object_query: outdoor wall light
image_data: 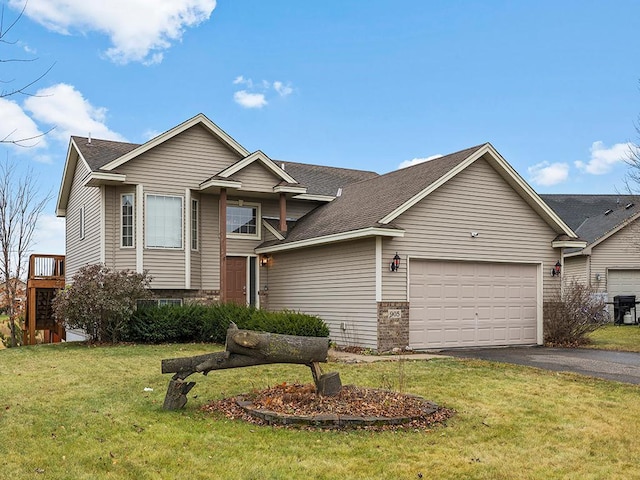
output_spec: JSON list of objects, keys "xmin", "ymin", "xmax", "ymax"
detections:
[
  {"xmin": 260, "ymin": 255, "xmax": 271, "ymax": 267},
  {"xmin": 595, "ymin": 273, "xmax": 602, "ymax": 282},
  {"xmin": 390, "ymin": 252, "xmax": 401, "ymax": 272},
  {"xmin": 551, "ymin": 261, "xmax": 561, "ymax": 277}
]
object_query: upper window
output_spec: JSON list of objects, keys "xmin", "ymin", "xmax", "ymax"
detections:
[
  {"xmin": 191, "ymin": 199, "xmax": 198, "ymax": 251},
  {"xmin": 146, "ymin": 194, "xmax": 182, "ymax": 249},
  {"xmin": 121, "ymin": 194, "xmax": 134, "ymax": 248},
  {"xmin": 227, "ymin": 203, "xmax": 260, "ymax": 239}
]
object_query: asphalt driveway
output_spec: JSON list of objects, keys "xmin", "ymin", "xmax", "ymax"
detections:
[{"xmin": 442, "ymin": 347, "xmax": 640, "ymax": 385}]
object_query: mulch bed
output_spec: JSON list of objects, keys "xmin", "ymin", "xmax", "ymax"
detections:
[{"xmin": 202, "ymin": 383, "xmax": 454, "ymax": 431}]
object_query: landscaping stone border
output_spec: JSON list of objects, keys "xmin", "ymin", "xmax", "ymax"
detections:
[{"xmin": 236, "ymin": 393, "xmax": 439, "ymax": 429}]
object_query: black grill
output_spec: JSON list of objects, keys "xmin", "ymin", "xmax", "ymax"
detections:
[{"xmin": 613, "ymin": 295, "xmax": 636, "ymax": 324}]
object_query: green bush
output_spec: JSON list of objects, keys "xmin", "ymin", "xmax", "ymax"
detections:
[
  {"xmin": 124, "ymin": 303, "xmax": 329, "ymax": 344},
  {"xmin": 53, "ymin": 265, "xmax": 152, "ymax": 343}
]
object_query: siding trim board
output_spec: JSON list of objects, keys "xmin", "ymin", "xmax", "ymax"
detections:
[
  {"xmin": 256, "ymin": 227, "xmax": 404, "ymax": 254},
  {"xmin": 101, "ymin": 114, "xmax": 249, "ymax": 171},
  {"xmin": 136, "ymin": 184, "xmax": 144, "ymax": 273},
  {"xmin": 219, "ymin": 150, "xmax": 298, "ymax": 185},
  {"xmin": 185, "ymin": 188, "xmax": 191, "ymax": 289}
]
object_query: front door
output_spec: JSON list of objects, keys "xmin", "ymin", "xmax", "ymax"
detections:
[{"xmin": 225, "ymin": 256, "xmax": 247, "ymax": 304}]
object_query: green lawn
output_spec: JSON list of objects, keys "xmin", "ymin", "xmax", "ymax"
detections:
[
  {"xmin": 1, "ymin": 342, "xmax": 639, "ymax": 479},
  {"xmin": 586, "ymin": 324, "xmax": 640, "ymax": 352}
]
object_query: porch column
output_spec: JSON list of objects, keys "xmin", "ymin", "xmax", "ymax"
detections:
[
  {"xmin": 279, "ymin": 192, "xmax": 287, "ymax": 232},
  {"xmin": 219, "ymin": 188, "xmax": 227, "ymax": 302}
]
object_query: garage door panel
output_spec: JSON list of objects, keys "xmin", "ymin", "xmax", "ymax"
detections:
[
  {"xmin": 607, "ymin": 270, "xmax": 640, "ymax": 321},
  {"xmin": 409, "ymin": 260, "xmax": 539, "ymax": 349}
]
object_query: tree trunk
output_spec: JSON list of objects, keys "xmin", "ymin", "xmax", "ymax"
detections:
[
  {"xmin": 225, "ymin": 325, "xmax": 329, "ymax": 364},
  {"xmin": 162, "ymin": 351, "xmax": 270, "ymax": 378},
  {"xmin": 161, "ymin": 324, "xmax": 334, "ymax": 410}
]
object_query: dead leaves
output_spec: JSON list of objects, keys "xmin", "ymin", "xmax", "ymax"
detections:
[{"xmin": 202, "ymin": 383, "xmax": 454, "ymax": 431}]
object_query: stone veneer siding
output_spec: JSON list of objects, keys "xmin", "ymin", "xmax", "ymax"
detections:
[
  {"xmin": 151, "ymin": 289, "xmax": 220, "ymax": 304},
  {"xmin": 377, "ymin": 301, "xmax": 409, "ymax": 352}
]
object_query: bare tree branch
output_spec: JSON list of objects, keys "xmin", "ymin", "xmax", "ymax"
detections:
[
  {"xmin": 1, "ymin": 0, "xmax": 56, "ymax": 146},
  {"xmin": 0, "ymin": 159, "xmax": 52, "ymax": 346}
]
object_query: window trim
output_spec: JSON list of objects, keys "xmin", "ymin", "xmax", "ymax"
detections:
[
  {"xmin": 226, "ymin": 201, "xmax": 261, "ymax": 240},
  {"xmin": 191, "ymin": 198, "xmax": 199, "ymax": 251},
  {"xmin": 79, "ymin": 205, "xmax": 85, "ymax": 240},
  {"xmin": 145, "ymin": 193, "xmax": 184, "ymax": 250},
  {"xmin": 121, "ymin": 193, "xmax": 135, "ymax": 249}
]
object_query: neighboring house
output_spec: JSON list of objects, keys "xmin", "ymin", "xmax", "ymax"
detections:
[
  {"xmin": 542, "ymin": 194, "xmax": 640, "ymax": 318},
  {"xmin": 0, "ymin": 278, "xmax": 27, "ymax": 314},
  {"xmin": 57, "ymin": 113, "xmax": 584, "ymax": 351}
]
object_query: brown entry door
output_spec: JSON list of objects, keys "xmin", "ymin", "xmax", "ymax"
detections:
[{"xmin": 225, "ymin": 256, "xmax": 247, "ymax": 304}]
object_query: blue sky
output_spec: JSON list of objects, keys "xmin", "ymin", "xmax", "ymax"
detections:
[{"xmin": 2, "ymin": 0, "xmax": 640, "ymax": 255}]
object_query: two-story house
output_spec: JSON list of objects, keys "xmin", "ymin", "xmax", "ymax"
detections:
[{"xmin": 57, "ymin": 113, "xmax": 584, "ymax": 351}]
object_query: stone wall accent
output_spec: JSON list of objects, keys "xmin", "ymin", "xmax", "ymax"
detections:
[
  {"xmin": 377, "ymin": 301, "xmax": 409, "ymax": 353},
  {"xmin": 151, "ymin": 289, "xmax": 220, "ymax": 305}
]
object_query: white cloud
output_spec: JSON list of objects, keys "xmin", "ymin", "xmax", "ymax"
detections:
[
  {"xmin": 398, "ymin": 154, "xmax": 443, "ymax": 169},
  {"xmin": 574, "ymin": 141, "xmax": 636, "ymax": 175},
  {"xmin": 10, "ymin": 0, "xmax": 217, "ymax": 65},
  {"xmin": 528, "ymin": 161, "xmax": 570, "ymax": 186},
  {"xmin": 31, "ymin": 214, "xmax": 65, "ymax": 255},
  {"xmin": 232, "ymin": 76, "xmax": 293, "ymax": 108},
  {"xmin": 0, "ymin": 97, "xmax": 47, "ymax": 148},
  {"xmin": 233, "ymin": 75, "xmax": 246, "ymax": 85},
  {"xmin": 24, "ymin": 83, "xmax": 126, "ymax": 142},
  {"xmin": 233, "ymin": 90, "xmax": 267, "ymax": 109},
  {"xmin": 143, "ymin": 129, "xmax": 162, "ymax": 141},
  {"xmin": 273, "ymin": 81, "xmax": 293, "ymax": 97}
]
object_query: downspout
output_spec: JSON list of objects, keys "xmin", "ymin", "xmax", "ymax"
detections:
[{"xmin": 219, "ymin": 188, "xmax": 227, "ymax": 302}]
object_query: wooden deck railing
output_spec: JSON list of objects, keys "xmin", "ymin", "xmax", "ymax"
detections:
[{"xmin": 24, "ymin": 254, "xmax": 66, "ymax": 345}]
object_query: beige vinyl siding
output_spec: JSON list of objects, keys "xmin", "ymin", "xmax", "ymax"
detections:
[
  {"xmin": 116, "ymin": 125, "xmax": 242, "ymax": 288},
  {"xmin": 277, "ymin": 199, "xmax": 319, "ymax": 220},
  {"xmin": 264, "ymin": 239, "xmax": 378, "ymax": 349},
  {"xmin": 65, "ymin": 157, "xmax": 102, "ymax": 281},
  {"xmin": 230, "ymin": 197, "xmax": 316, "ymax": 222},
  {"xmin": 591, "ymin": 219, "xmax": 640, "ymax": 291},
  {"xmin": 225, "ymin": 197, "xmax": 318, "ymax": 255},
  {"xmin": 200, "ymin": 194, "xmax": 219, "ymax": 290},
  {"xmin": 103, "ymin": 186, "xmax": 137, "ymax": 270},
  {"xmin": 563, "ymin": 255, "xmax": 588, "ymax": 286},
  {"xmin": 381, "ymin": 158, "xmax": 561, "ymax": 302},
  {"xmin": 190, "ymin": 193, "xmax": 202, "ymax": 289},
  {"xmin": 230, "ymin": 162, "xmax": 280, "ymax": 193}
]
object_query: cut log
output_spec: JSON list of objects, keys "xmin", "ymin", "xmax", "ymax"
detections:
[
  {"xmin": 161, "ymin": 324, "xmax": 335, "ymax": 410},
  {"xmin": 225, "ymin": 325, "xmax": 329, "ymax": 364},
  {"xmin": 163, "ymin": 379, "xmax": 196, "ymax": 410}
]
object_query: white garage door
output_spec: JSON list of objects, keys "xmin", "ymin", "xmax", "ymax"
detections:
[
  {"xmin": 607, "ymin": 269, "xmax": 640, "ymax": 321},
  {"xmin": 608, "ymin": 270, "xmax": 640, "ymax": 299},
  {"xmin": 409, "ymin": 260, "xmax": 538, "ymax": 349}
]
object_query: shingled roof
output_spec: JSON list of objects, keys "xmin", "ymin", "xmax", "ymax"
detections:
[
  {"xmin": 278, "ymin": 161, "xmax": 379, "ymax": 197},
  {"xmin": 68, "ymin": 136, "xmax": 378, "ymax": 197},
  {"xmin": 540, "ymin": 194, "xmax": 637, "ymax": 231},
  {"xmin": 542, "ymin": 194, "xmax": 639, "ymax": 248},
  {"xmin": 71, "ymin": 136, "xmax": 140, "ymax": 172},
  {"xmin": 268, "ymin": 144, "xmax": 486, "ymax": 245}
]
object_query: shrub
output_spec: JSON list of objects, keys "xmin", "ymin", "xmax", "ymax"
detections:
[
  {"xmin": 544, "ymin": 280, "xmax": 609, "ymax": 346},
  {"xmin": 125, "ymin": 303, "xmax": 329, "ymax": 344},
  {"xmin": 53, "ymin": 264, "xmax": 152, "ymax": 343}
]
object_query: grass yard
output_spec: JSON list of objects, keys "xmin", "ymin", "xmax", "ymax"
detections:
[
  {"xmin": 1, "ymin": 343, "xmax": 639, "ymax": 479},
  {"xmin": 586, "ymin": 324, "xmax": 640, "ymax": 352}
]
